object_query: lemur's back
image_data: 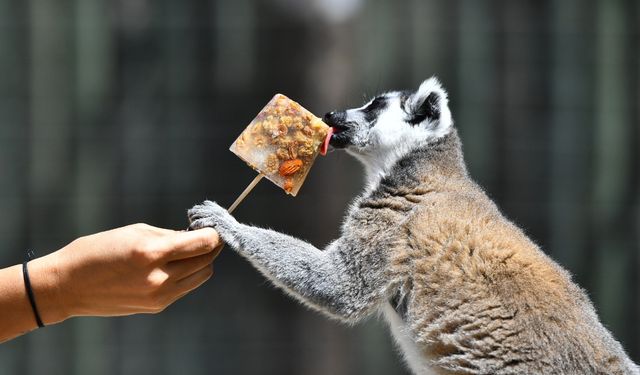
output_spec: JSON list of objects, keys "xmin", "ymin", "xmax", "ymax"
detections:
[{"xmin": 388, "ymin": 173, "xmax": 637, "ymax": 374}]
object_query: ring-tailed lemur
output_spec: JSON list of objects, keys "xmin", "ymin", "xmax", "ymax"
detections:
[{"xmin": 188, "ymin": 78, "xmax": 639, "ymax": 374}]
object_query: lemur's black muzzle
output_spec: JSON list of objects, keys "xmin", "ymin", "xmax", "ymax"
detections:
[
  {"xmin": 323, "ymin": 111, "xmax": 345, "ymax": 125},
  {"xmin": 323, "ymin": 111, "xmax": 353, "ymax": 149}
]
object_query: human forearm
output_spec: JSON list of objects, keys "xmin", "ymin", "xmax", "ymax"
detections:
[
  {"xmin": 0, "ymin": 264, "xmax": 35, "ymax": 342},
  {"xmin": 0, "ymin": 252, "xmax": 62, "ymax": 342}
]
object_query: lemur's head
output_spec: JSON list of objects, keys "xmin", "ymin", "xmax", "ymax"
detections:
[{"xmin": 323, "ymin": 77, "xmax": 453, "ymax": 174}]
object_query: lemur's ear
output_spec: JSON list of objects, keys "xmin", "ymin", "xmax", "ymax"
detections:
[{"xmin": 405, "ymin": 77, "xmax": 452, "ymax": 131}]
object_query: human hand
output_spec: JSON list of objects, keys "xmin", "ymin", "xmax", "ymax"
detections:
[{"xmin": 28, "ymin": 224, "xmax": 221, "ymax": 324}]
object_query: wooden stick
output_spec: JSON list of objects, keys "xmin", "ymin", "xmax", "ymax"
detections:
[{"xmin": 228, "ymin": 174, "xmax": 264, "ymax": 213}]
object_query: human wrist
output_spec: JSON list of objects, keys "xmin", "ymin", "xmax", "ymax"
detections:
[{"xmin": 26, "ymin": 250, "xmax": 72, "ymax": 325}]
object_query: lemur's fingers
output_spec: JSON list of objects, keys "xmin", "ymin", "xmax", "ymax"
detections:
[
  {"xmin": 188, "ymin": 200, "xmax": 221, "ymax": 220},
  {"xmin": 187, "ymin": 201, "xmax": 210, "ymax": 222},
  {"xmin": 189, "ymin": 218, "xmax": 215, "ymax": 231},
  {"xmin": 187, "ymin": 200, "xmax": 236, "ymax": 230}
]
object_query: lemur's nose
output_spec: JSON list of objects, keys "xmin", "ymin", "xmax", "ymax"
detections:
[
  {"xmin": 323, "ymin": 111, "xmax": 335, "ymax": 123},
  {"xmin": 323, "ymin": 111, "xmax": 345, "ymax": 126}
]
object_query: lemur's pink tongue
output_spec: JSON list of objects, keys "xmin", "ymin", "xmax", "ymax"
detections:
[{"xmin": 320, "ymin": 127, "xmax": 334, "ymax": 156}]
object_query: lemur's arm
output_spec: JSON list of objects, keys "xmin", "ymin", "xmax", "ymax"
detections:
[{"xmin": 188, "ymin": 200, "xmax": 388, "ymax": 322}]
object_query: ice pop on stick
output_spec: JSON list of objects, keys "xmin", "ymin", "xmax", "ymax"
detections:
[{"xmin": 228, "ymin": 94, "xmax": 330, "ymax": 212}]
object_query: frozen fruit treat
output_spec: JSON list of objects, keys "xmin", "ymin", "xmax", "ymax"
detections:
[{"xmin": 230, "ymin": 94, "xmax": 330, "ymax": 196}]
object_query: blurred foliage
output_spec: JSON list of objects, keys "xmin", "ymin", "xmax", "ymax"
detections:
[{"xmin": 0, "ymin": 0, "xmax": 638, "ymax": 374}]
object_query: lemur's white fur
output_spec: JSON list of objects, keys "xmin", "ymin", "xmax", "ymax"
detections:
[
  {"xmin": 348, "ymin": 77, "xmax": 453, "ymax": 190},
  {"xmin": 383, "ymin": 304, "xmax": 436, "ymax": 375}
]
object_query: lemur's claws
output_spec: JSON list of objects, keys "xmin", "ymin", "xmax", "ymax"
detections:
[
  {"xmin": 189, "ymin": 218, "xmax": 211, "ymax": 231},
  {"xmin": 187, "ymin": 200, "xmax": 233, "ymax": 231}
]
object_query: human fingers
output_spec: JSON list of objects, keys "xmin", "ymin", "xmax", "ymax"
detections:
[
  {"xmin": 130, "ymin": 263, "xmax": 212, "ymax": 314},
  {"xmin": 211, "ymin": 242, "xmax": 224, "ymax": 259},
  {"xmin": 164, "ymin": 228, "xmax": 220, "ymax": 261},
  {"xmin": 160, "ymin": 287, "xmax": 196, "ymax": 311},
  {"xmin": 173, "ymin": 263, "xmax": 214, "ymax": 294},
  {"xmin": 127, "ymin": 223, "xmax": 174, "ymax": 235},
  {"xmin": 164, "ymin": 251, "xmax": 216, "ymax": 281}
]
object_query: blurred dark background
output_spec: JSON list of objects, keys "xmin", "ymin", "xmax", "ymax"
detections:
[{"xmin": 0, "ymin": 0, "xmax": 638, "ymax": 374}]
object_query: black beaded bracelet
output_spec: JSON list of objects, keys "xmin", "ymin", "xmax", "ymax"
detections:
[{"xmin": 23, "ymin": 250, "xmax": 45, "ymax": 328}]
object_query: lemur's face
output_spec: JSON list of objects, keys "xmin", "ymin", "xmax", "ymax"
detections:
[{"xmin": 323, "ymin": 77, "xmax": 452, "ymax": 164}]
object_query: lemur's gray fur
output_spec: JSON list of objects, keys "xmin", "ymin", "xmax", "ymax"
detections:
[{"xmin": 189, "ymin": 78, "xmax": 639, "ymax": 374}]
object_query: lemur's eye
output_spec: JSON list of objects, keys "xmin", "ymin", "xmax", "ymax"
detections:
[
  {"xmin": 400, "ymin": 93, "xmax": 412, "ymax": 112},
  {"xmin": 367, "ymin": 97, "xmax": 385, "ymax": 111},
  {"xmin": 361, "ymin": 97, "xmax": 387, "ymax": 124}
]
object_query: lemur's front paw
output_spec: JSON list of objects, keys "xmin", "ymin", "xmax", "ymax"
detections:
[{"xmin": 188, "ymin": 200, "xmax": 236, "ymax": 231}]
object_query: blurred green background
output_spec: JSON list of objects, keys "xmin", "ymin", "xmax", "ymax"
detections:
[{"xmin": 0, "ymin": 0, "xmax": 638, "ymax": 374}]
